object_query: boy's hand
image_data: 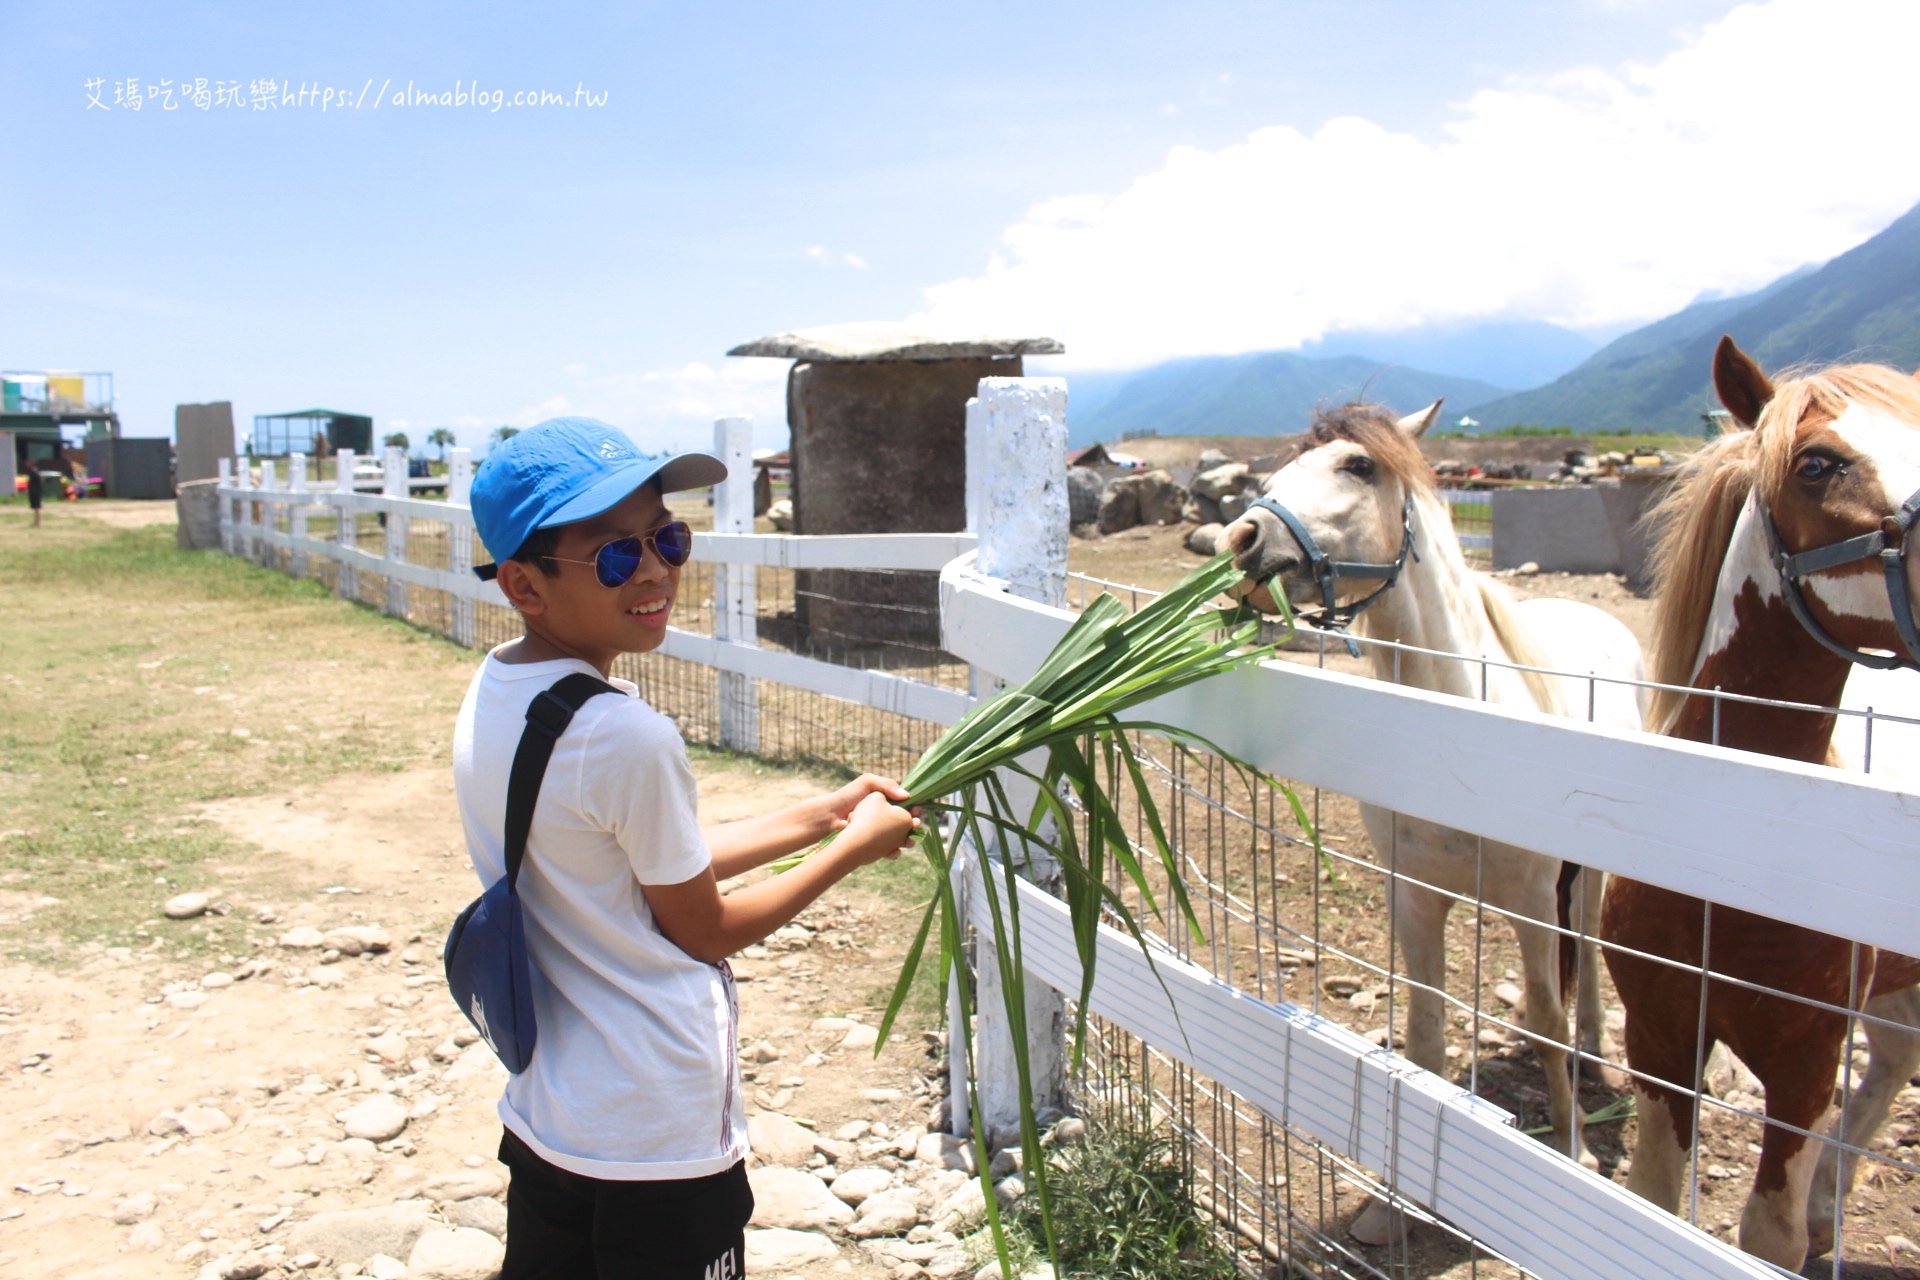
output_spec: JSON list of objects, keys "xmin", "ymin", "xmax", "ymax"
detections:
[
  {"xmin": 814, "ymin": 774, "xmax": 910, "ymax": 839},
  {"xmin": 834, "ymin": 790, "xmax": 921, "ymax": 867}
]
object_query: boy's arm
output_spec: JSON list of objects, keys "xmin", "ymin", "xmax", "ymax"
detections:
[
  {"xmin": 702, "ymin": 774, "xmax": 909, "ymax": 881},
  {"xmin": 648, "ymin": 791, "xmax": 918, "ymax": 963}
]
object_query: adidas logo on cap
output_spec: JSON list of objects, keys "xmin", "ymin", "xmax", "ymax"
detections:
[{"xmin": 598, "ymin": 439, "xmax": 632, "ymax": 462}]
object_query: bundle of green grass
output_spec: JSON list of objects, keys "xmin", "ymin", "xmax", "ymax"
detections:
[{"xmin": 813, "ymin": 554, "xmax": 1294, "ymax": 1272}]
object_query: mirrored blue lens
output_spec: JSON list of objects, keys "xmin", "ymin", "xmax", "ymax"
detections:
[
  {"xmin": 654, "ymin": 522, "xmax": 693, "ymax": 567},
  {"xmin": 595, "ymin": 537, "xmax": 644, "ymax": 588}
]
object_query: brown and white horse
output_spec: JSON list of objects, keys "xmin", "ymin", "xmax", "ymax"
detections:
[
  {"xmin": 1605, "ymin": 337, "xmax": 1920, "ymax": 1269},
  {"xmin": 1222, "ymin": 401, "xmax": 1645, "ymax": 1241}
]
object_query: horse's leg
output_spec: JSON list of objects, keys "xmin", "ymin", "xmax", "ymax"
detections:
[
  {"xmin": 1574, "ymin": 867, "xmax": 1614, "ymax": 1075},
  {"xmin": 1805, "ymin": 985, "xmax": 1920, "ymax": 1256},
  {"xmin": 1620, "ymin": 1025, "xmax": 1700, "ymax": 1214},
  {"xmin": 1393, "ymin": 874, "xmax": 1451, "ymax": 1076},
  {"xmin": 1510, "ymin": 899, "xmax": 1592, "ymax": 1168},
  {"xmin": 1603, "ymin": 878, "xmax": 1702, "ymax": 1214}
]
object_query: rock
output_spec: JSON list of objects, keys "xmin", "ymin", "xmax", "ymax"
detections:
[
  {"xmin": 1132, "ymin": 470, "xmax": 1187, "ymax": 526},
  {"xmin": 1516, "ymin": 561, "xmax": 1540, "ymax": 576},
  {"xmin": 366, "ymin": 1032, "xmax": 412, "ymax": 1063},
  {"xmin": 325, "ymin": 926, "xmax": 392, "ymax": 956},
  {"xmin": 422, "ymin": 1170, "xmax": 504, "ymax": 1202},
  {"xmin": 442, "ymin": 1196, "xmax": 508, "ymax": 1240},
  {"xmin": 279, "ymin": 927, "xmax": 326, "ymax": 949},
  {"xmin": 1191, "ymin": 462, "xmax": 1250, "ymax": 502},
  {"xmin": 842, "ymin": 1023, "xmax": 879, "ymax": 1050},
  {"xmin": 744, "ymin": 1227, "xmax": 838, "ymax": 1269},
  {"xmin": 933, "ymin": 1180, "xmax": 986, "ymax": 1231},
  {"xmin": 1492, "ymin": 981, "xmax": 1523, "ymax": 1008},
  {"xmin": 307, "ymin": 965, "xmax": 347, "ymax": 989},
  {"xmin": 147, "ymin": 1111, "xmax": 185, "ymax": 1137},
  {"xmin": 748, "ymin": 1167, "xmax": 855, "ymax": 1230},
  {"xmin": 829, "ymin": 1166, "xmax": 894, "ymax": 1206},
  {"xmin": 1097, "ymin": 480, "xmax": 1139, "ymax": 534},
  {"xmin": 200, "ymin": 972, "xmax": 235, "ymax": 989},
  {"xmin": 926, "ymin": 1247, "xmax": 974, "ymax": 1277},
  {"xmin": 219, "ymin": 1252, "xmax": 279, "ymax": 1279},
  {"xmin": 269, "ymin": 1147, "xmax": 307, "ymax": 1170},
  {"xmin": 338, "ymin": 1095, "xmax": 410, "ymax": 1142},
  {"xmin": 768, "ymin": 499, "xmax": 794, "ymax": 532},
  {"xmin": 847, "ymin": 1187, "xmax": 923, "ymax": 1238},
  {"xmin": 832, "ymin": 1120, "xmax": 871, "ymax": 1142},
  {"xmin": 163, "ymin": 892, "xmax": 210, "ymax": 920},
  {"xmin": 367, "ymin": 1256, "xmax": 410, "ymax": 1280},
  {"xmin": 995, "ymin": 1176, "xmax": 1026, "ymax": 1205},
  {"xmin": 288, "ymin": 1207, "xmax": 433, "ymax": 1269},
  {"xmin": 1066, "ymin": 467, "xmax": 1104, "ymax": 528},
  {"xmin": 167, "ymin": 990, "xmax": 210, "ymax": 1009},
  {"xmin": 748, "ymin": 1112, "xmax": 821, "ymax": 1167},
  {"xmin": 112, "ymin": 1190, "xmax": 157, "ymax": 1223},
  {"xmin": 988, "ymin": 1148, "xmax": 1022, "ymax": 1178},
  {"xmin": 1183, "ymin": 493, "xmax": 1223, "ymax": 525},
  {"xmin": 1218, "ymin": 491, "xmax": 1253, "ymax": 523},
  {"xmin": 176, "ymin": 1106, "xmax": 232, "ymax": 1136},
  {"xmin": 1187, "ymin": 523, "xmax": 1223, "ymax": 556},
  {"xmin": 1196, "ymin": 448, "xmax": 1230, "ymax": 472},
  {"xmin": 743, "ymin": 1040, "xmax": 781, "ymax": 1064},
  {"xmin": 859, "ymin": 1087, "xmax": 904, "ymax": 1104},
  {"xmin": 128, "ymin": 1221, "xmax": 166, "ymax": 1250},
  {"xmin": 1042, "ymin": 1117, "xmax": 1087, "ymax": 1147},
  {"xmin": 408, "ymin": 1226, "xmax": 505, "ymax": 1279},
  {"xmin": 444, "ymin": 1043, "xmax": 507, "ymax": 1085},
  {"xmin": 915, "ymin": 1133, "xmax": 975, "ymax": 1172}
]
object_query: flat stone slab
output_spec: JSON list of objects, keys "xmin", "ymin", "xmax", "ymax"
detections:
[{"xmin": 728, "ymin": 322, "xmax": 1063, "ymax": 363}]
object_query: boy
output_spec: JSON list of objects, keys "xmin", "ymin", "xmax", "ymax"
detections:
[{"xmin": 457, "ymin": 418, "xmax": 920, "ymax": 1279}]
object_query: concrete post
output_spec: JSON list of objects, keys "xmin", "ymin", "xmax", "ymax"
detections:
[
  {"xmin": 955, "ymin": 377, "xmax": 1070, "ymax": 1144},
  {"xmin": 383, "ymin": 446, "xmax": 409, "ymax": 619},
  {"xmin": 712, "ymin": 417, "xmax": 761, "ymax": 753},
  {"xmin": 258, "ymin": 460, "xmax": 278, "ymax": 568},
  {"xmin": 234, "ymin": 455, "xmax": 256, "ymax": 562},
  {"xmin": 217, "ymin": 457, "xmax": 234, "ymax": 555},
  {"xmin": 447, "ymin": 448, "xmax": 475, "ymax": 647},
  {"xmin": 335, "ymin": 450, "xmax": 358, "ymax": 603},
  {"xmin": 288, "ymin": 454, "xmax": 309, "ymax": 579}
]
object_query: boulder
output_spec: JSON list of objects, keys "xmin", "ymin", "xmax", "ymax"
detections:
[
  {"xmin": 1187, "ymin": 524, "xmax": 1223, "ymax": 557},
  {"xmin": 1066, "ymin": 467, "xmax": 1103, "ymax": 528},
  {"xmin": 422, "ymin": 1170, "xmax": 505, "ymax": 1202},
  {"xmin": 443, "ymin": 1196, "xmax": 508, "ymax": 1240},
  {"xmin": 279, "ymin": 927, "xmax": 326, "ymax": 949},
  {"xmin": 1183, "ymin": 493, "xmax": 1222, "ymax": 526},
  {"xmin": 1129, "ymin": 470, "xmax": 1188, "ymax": 526},
  {"xmin": 337, "ymin": 1094, "xmax": 410, "ymax": 1142},
  {"xmin": 743, "ymin": 1228, "xmax": 838, "ymax": 1269},
  {"xmin": 324, "ymin": 926, "xmax": 391, "ymax": 956},
  {"xmin": 408, "ymin": 1226, "xmax": 505, "ymax": 1280},
  {"xmin": 747, "ymin": 1111, "xmax": 819, "ymax": 1167},
  {"xmin": 829, "ymin": 1166, "xmax": 894, "ymax": 1206},
  {"xmin": 914, "ymin": 1133, "xmax": 975, "ymax": 1173},
  {"xmin": 748, "ymin": 1167, "xmax": 854, "ymax": 1230},
  {"xmin": 933, "ymin": 1179, "xmax": 987, "ymax": 1232},
  {"xmin": 1196, "ymin": 448, "xmax": 1230, "ymax": 472},
  {"xmin": 163, "ymin": 892, "xmax": 210, "ymax": 920},
  {"xmin": 175, "ymin": 479, "xmax": 222, "ymax": 551},
  {"xmin": 1096, "ymin": 481, "xmax": 1138, "ymax": 534},
  {"xmin": 1218, "ymin": 491, "xmax": 1253, "ymax": 523},
  {"xmin": 287, "ymin": 1207, "xmax": 433, "ymax": 1269},
  {"xmin": 1191, "ymin": 462, "xmax": 1251, "ymax": 502},
  {"xmin": 846, "ymin": 1187, "xmax": 923, "ymax": 1238}
]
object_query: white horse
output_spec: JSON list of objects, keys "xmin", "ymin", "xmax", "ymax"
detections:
[{"xmin": 1220, "ymin": 400, "xmax": 1646, "ymax": 1243}]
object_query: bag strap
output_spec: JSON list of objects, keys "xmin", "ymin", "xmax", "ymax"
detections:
[{"xmin": 503, "ymin": 672, "xmax": 619, "ymax": 892}]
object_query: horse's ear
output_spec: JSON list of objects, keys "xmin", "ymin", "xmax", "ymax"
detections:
[
  {"xmin": 1395, "ymin": 399, "xmax": 1443, "ymax": 438},
  {"xmin": 1712, "ymin": 336, "xmax": 1771, "ymax": 429}
]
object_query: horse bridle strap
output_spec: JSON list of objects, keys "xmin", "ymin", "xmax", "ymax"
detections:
[
  {"xmin": 1760, "ymin": 486, "xmax": 1920, "ymax": 673},
  {"xmin": 1246, "ymin": 492, "xmax": 1419, "ymax": 639}
]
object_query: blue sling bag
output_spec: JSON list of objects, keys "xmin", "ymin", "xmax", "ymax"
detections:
[{"xmin": 444, "ymin": 672, "xmax": 617, "ymax": 1073}]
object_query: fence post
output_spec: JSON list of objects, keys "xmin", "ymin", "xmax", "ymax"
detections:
[
  {"xmin": 288, "ymin": 453, "xmax": 309, "ymax": 579},
  {"xmin": 235, "ymin": 456, "xmax": 256, "ymax": 562},
  {"xmin": 217, "ymin": 457, "xmax": 234, "ymax": 555},
  {"xmin": 447, "ymin": 447, "xmax": 475, "ymax": 647},
  {"xmin": 959, "ymin": 376, "xmax": 1070, "ymax": 1144},
  {"xmin": 335, "ymin": 449, "xmax": 358, "ymax": 603},
  {"xmin": 383, "ymin": 446, "xmax": 409, "ymax": 619},
  {"xmin": 258, "ymin": 460, "xmax": 278, "ymax": 568},
  {"xmin": 712, "ymin": 417, "xmax": 761, "ymax": 754}
]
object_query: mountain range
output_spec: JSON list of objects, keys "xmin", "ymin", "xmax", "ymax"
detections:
[{"xmin": 1065, "ymin": 199, "xmax": 1920, "ymax": 442}]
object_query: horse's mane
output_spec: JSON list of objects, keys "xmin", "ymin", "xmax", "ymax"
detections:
[
  {"xmin": 1645, "ymin": 362, "xmax": 1920, "ymax": 734},
  {"xmin": 1303, "ymin": 402, "xmax": 1563, "ymax": 714}
]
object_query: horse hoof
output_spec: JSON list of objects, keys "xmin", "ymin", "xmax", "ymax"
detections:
[
  {"xmin": 1581, "ymin": 1058, "xmax": 1626, "ymax": 1089},
  {"xmin": 1349, "ymin": 1196, "xmax": 1406, "ymax": 1247},
  {"xmin": 1804, "ymin": 1223, "xmax": 1835, "ymax": 1259}
]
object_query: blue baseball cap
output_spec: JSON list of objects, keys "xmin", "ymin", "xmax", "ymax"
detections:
[{"xmin": 470, "ymin": 418, "xmax": 727, "ymax": 563}]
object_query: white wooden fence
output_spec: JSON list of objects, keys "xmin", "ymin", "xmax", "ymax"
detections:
[{"xmin": 210, "ymin": 387, "xmax": 1920, "ymax": 1280}]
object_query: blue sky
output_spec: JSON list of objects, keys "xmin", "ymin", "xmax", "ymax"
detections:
[{"xmin": 6, "ymin": 0, "xmax": 1914, "ymax": 454}]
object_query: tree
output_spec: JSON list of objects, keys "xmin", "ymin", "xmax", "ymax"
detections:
[
  {"xmin": 382, "ymin": 431, "xmax": 410, "ymax": 451},
  {"xmin": 426, "ymin": 427, "xmax": 457, "ymax": 460},
  {"xmin": 490, "ymin": 426, "xmax": 519, "ymax": 448}
]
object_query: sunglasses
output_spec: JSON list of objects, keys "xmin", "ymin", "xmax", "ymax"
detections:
[{"xmin": 474, "ymin": 521, "xmax": 693, "ymax": 587}]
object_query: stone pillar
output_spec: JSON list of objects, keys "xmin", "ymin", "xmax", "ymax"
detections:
[
  {"xmin": 448, "ymin": 448, "xmax": 475, "ymax": 646},
  {"xmin": 383, "ymin": 447, "xmax": 409, "ymax": 618},
  {"xmin": 712, "ymin": 417, "xmax": 761, "ymax": 753},
  {"xmin": 790, "ymin": 357, "xmax": 1016, "ymax": 648},
  {"xmin": 953, "ymin": 377, "xmax": 1070, "ymax": 1143}
]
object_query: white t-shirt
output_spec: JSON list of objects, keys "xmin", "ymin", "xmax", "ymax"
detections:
[{"xmin": 452, "ymin": 650, "xmax": 745, "ymax": 1180}]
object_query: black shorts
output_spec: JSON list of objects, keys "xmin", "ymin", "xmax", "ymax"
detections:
[{"xmin": 498, "ymin": 1128, "xmax": 753, "ymax": 1280}]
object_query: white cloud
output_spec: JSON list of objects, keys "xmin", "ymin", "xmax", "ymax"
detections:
[
  {"xmin": 506, "ymin": 360, "xmax": 790, "ymax": 455},
  {"xmin": 806, "ymin": 245, "xmax": 871, "ymax": 270},
  {"xmin": 916, "ymin": 0, "xmax": 1920, "ymax": 369}
]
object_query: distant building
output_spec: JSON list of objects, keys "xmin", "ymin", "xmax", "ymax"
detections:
[
  {"xmin": 2, "ymin": 371, "xmax": 118, "ymax": 472},
  {"xmin": 250, "ymin": 409, "xmax": 374, "ymax": 457}
]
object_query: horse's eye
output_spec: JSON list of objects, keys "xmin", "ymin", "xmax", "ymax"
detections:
[
  {"xmin": 1344, "ymin": 455, "xmax": 1376, "ymax": 480},
  {"xmin": 1796, "ymin": 453, "xmax": 1839, "ymax": 482}
]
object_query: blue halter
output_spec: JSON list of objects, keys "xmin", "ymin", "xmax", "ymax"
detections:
[
  {"xmin": 1244, "ymin": 492, "xmax": 1420, "ymax": 654},
  {"xmin": 1760, "ymin": 486, "xmax": 1920, "ymax": 673}
]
